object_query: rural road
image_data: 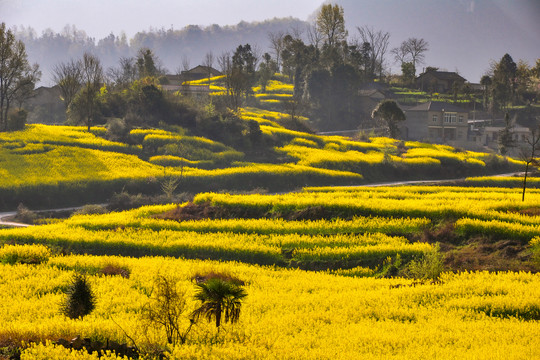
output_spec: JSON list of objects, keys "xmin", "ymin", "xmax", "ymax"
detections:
[
  {"xmin": 0, "ymin": 206, "xmax": 94, "ymax": 228},
  {"xmin": 0, "ymin": 172, "xmax": 523, "ymax": 228}
]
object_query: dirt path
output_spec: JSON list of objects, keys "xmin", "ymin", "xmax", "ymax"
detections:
[
  {"xmin": 0, "ymin": 172, "xmax": 524, "ymax": 228},
  {"xmin": 0, "ymin": 206, "xmax": 91, "ymax": 228}
]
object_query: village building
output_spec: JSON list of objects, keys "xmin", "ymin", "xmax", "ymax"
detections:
[
  {"xmin": 416, "ymin": 70, "xmax": 466, "ymax": 93},
  {"xmin": 162, "ymin": 65, "xmax": 222, "ymax": 96},
  {"xmin": 401, "ymin": 102, "xmax": 469, "ymax": 146}
]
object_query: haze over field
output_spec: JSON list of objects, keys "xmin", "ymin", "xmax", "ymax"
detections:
[{"xmin": 2, "ymin": 0, "xmax": 539, "ymax": 83}]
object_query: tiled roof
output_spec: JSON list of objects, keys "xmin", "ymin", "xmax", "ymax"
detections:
[{"xmin": 406, "ymin": 101, "xmax": 467, "ymax": 112}]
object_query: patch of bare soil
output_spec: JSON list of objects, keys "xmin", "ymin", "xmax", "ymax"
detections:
[
  {"xmin": 443, "ymin": 238, "xmax": 535, "ymax": 272},
  {"xmin": 154, "ymin": 202, "xmax": 343, "ymax": 221},
  {"xmin": 154, "ymin": 202, "xmax": 228, "ymax": 221},
  {"xmin": 516, "ymin": 207, "xmax": 540, "ymax": 216},
  {"xmin": 418, "ymin": 222, "xmax": 537, "ymax": 272}
]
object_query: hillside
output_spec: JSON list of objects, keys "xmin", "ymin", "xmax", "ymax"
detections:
[{"xmin": 0, "ymin": 103, "xmax": 524, "ymax": 210}]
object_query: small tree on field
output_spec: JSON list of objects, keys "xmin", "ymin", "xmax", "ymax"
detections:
[
  {"xmin": 142, "ymin": 275, "xmax": 194, "ymax": 345},
  {"xmin": 61, "ymin": 273, "xmax": 95, "ymax": 319},
  {"xmin": 498, "ymin": 112, "xmax": 515, "ymax": 155},
  {"xmin": 0, "ymin": 22, "xmax": 40, "ymax": 131},
  {"xmin": 192, "ymin": 277, "xmax": 247, "ymax": 330},
  {"xmin": 372, "ymin": 99, "xmax": 406, "ymax": 139}
]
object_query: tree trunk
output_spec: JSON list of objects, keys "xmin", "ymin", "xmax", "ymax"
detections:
[
  {"xmin": 215, "ymin": 305, "xmax": 221, "ymax": 328},
  {"xmin": 522, "ymin": 161, "xmax": 529, "ymax": 202}
]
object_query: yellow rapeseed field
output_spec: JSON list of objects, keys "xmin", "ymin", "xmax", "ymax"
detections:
[{"xmin": 0, "ymin": 253, "xmax": 536, "ymax": 359}]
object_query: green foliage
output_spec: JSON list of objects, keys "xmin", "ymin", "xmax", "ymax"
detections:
[
  {"xmin": 73, "ymin": 204, "xmax": 108, "ymax": 216},
  {"xmin": 0, "ymin": 244, "xmax": 51, "ymax": 265},
  {"xmin": 7, "ymin": 109, "xmax": 27, "ymax": 131},
  {"xmin": 498, "ymin": 113, "xmax": 515, "ymax": 155},
  {"xmin": 192, "ymin": 277, "xmax": 247, "ymax": 329},
  {"xmin": 60, "ymin": 273, "xmax": 96, "ymax": 319},
  {"xmin": 377, "ymin": 254, "xmax": 403, "ymax": 278},
  {"xmin": 0, "ymin": 22, "xmax": 40, "ymax": 132},
  {"xmin": 408, "ymin": 244, "xmax": 444, "ymax": 281},
  {"xmin": 372, "ymin": 100, "xmax": 406, "ymax": 139},
  {"xmin": 316, "ymin": 3, "xmax": 347, "ymax": 47},
  {"xmin": 401, "ymin": 62, "xmax": 416, "ymax": 87}
]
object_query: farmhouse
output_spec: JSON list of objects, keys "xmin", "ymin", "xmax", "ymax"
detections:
[
  {"xmin": 180, "ymin": 65, "xmax": 222, "ymax": 82},
  {"xmin": 401, "ymin": 101, "xmax": 469, "ymax": 145},
  {"xmin": 416, "ymin": 70, "xmax": 466, "ymax": 93},
  {"xmin": 162, "ymin": 65, "xmax": 221, "ymax": 95}
]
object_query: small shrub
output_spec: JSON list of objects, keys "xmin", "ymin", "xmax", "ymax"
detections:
[
  {"xmin": 7, "ymin": 109, "xmax": 27, "ymax": 131},
  {"xmin": 100, "ymin": 263, "xmax": 130, "ymax": 278},
  {"xmin": 160, "ymin": 177, "xmax": 180, "ymax": 200},
  {"xmin": 60, "ymin": 274, "xmax": 96, "ymax": 319},
  {"xmin": 408, "ymin": 244, "xmax": 444, "ymax": 281},
  {"xmin": 15, "ymin": 203, "xmax": 37, "ymax": 224},
  {"xmin": 377, "ymin": 254, "xmax": 402, "ymax": 278},
  {"xmin": 0, "ymin": 244, "xmax": 51, "ymax": 265},
  {"xmin": 108, "ymin": 191, "xmax": 148, "ymax": 212},
  {"xmin": 73, "ymin": 204, "xmax": 108, "ymax": 216},
  {"xmin": 142, "ymin": 275, "xmax": 193, "ymax": 345}
]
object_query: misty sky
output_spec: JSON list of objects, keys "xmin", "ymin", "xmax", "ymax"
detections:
[
  {"xmin": 1, "ymin": 0, "xmax": 321, "ymax": 38},
  {"xmin": 1, "ymin": 0, "xmax": 539, "ymax": 83}
]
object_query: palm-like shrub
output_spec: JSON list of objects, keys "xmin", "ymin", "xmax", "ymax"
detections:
[
  {"xmin": 192, "ymin": 278, "xmax": 247, "ymax": 329},
  {"xmin": 61, "ymin": 274, "xmax": 95, "ymax": 319}
]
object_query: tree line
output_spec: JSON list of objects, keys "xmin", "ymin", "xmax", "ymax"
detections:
[{"xmin": 2, "ymin": 1, "xmax": 539, "ymax": 136}]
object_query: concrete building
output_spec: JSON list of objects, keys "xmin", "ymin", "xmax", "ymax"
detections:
[{"xmin": 402, "ymin": 102, "xmax": 469, "ymax": 145}]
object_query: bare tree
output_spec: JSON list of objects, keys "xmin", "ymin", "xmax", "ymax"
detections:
[
  {"xmin": 217, "ymin": 51, "xmax": 232, "ymax": 99},
  {"xmin": 181, "ymin": 55, "xmax": 191, "ymax": 72},
  {"xmin": 289, "ymin": 24, "xmax": 304, "ymax": 40},
  {"xmin": 68, "ymin": 52, "xmax": 103, "ymax": 131},
  {"xmin": 306, "ymin": 23, "xmax": 323, "ymax": 49},
  {"xmin": 203, "ymin": 51, "xmax": 214, "ymax": 80},
  {"xmin": 106, "ymin": 56, "xmax": 137, "ymax": 89},
  {"xmin": 390, "ymin": 42, "xmax": 410, "ymax": 67},
  {"xmin": 268, "ymin": 31, "xmax": 286, "ymax": 70},
  {"xmin": 53, "ymin": 59, "xmax": 83, "ymax": 110},
  {"xmin": 250, "ymin": 44, "xmax": 262, "ymax": 71},
  {"xmin": 217, "ymin": 51, "xmax": 232, "ymax": 75},
  {"xmin": 403, "ymin": 38, "xmax": 429, "ymax": 74},
  {"xmin": 357, "ymin": 26, "xmax": 390, "ymax": 80}
]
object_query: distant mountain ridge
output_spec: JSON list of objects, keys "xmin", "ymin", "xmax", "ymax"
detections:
[
  {"xmin": 14, "ymin": 0, "xmax": 539, "ymax": 85},
  {"xmin": 16, "ymin": 17, "xmax": 309, "ymax": 86}
]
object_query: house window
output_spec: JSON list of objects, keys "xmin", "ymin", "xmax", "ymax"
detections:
[
  {"xmin": 432, "ymin": 115, "xmax": 438, "ymax": 122},
  {"xmin": 444, "ymin": 113, "xmax": 456, "ymax": 123},
  {"xmin": 458, "ymin": 115, "xmax": 464, "ymax": 123}
]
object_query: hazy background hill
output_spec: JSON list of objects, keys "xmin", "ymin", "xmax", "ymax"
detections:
[{"xmin": 3, "ymin": 0, "xmax": 539, "ymax": 85}]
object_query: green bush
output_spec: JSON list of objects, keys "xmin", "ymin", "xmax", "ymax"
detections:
[
  {"xmin": 0, "ymin": 244, "xmax": 51, "ymax": 265},
  {"xmin": 60, "ymin": 273, "xmax": 96, "ymax": 319},
  {"xmin": 7, "ymin": 109, "xmax": 27, "ymax": 131},
  {"xmin": 407, "ymin": 244, "xmax": 444, "ymax": 281}
]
